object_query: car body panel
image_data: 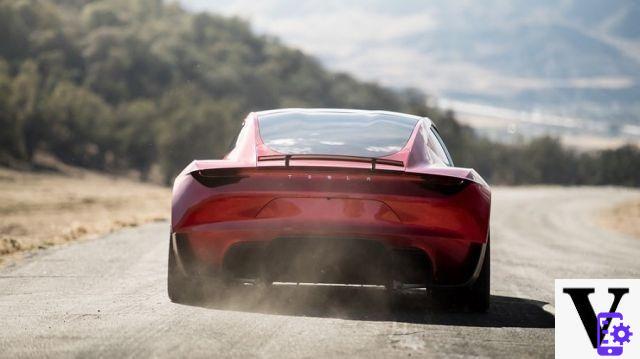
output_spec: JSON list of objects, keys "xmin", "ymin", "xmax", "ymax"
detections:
[{"xmin": 171, "ymin": 108, "xmax": 491, "ymax": 287}]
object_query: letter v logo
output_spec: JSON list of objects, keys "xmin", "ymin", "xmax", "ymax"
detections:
[{"xmin": 563, "ymin": 288, "xmax": 629, "ymax": 348}]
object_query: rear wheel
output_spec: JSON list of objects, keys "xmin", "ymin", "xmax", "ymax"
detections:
[
  {"xmin": 467, "ymin": 242, "xmax": 490, "ymax": 312},
  {"xmin": 431, "ymin": 240, "xmax": 490, "ymax": 313},
  {"xmin": 167, "ymin": 238, "xmax": 203, "ymax": 303}
]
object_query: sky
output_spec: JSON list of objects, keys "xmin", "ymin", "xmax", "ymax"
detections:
[{"xmin": 177, "ymin": 0, "xmax": 498, "ymax": 96}]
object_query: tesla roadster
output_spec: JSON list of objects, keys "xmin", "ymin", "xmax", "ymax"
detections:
[{"xmin": 168, "ymin": 108, "xmax": 491, "ymax": 312}]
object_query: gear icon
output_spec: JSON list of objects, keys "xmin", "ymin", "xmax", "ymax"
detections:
[{"xmin": 612, "ymin": 323, "xmax": 633, "ymax": 345}]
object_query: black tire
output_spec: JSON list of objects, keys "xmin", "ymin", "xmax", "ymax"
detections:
[
  {"xmin": 431, "ymin": 240, "xmax": 490, "ymax": 313},
  {"xmin": 467, "ymin": 241, "xmax": 490, "ymax": 313},
  {"xmin": 167, "ymin": 238, "xmax": 203, "ymax": 303}
]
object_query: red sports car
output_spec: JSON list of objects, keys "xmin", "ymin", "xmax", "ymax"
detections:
[{"xmin": 168, "ymin": 108, "xmax": 491, "ymax": 312}]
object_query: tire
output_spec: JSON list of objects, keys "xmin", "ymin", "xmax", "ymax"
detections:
[
  {"xmin": 467, "ymin": 241, "xmax": 490, "ymax": 313},
  {"xmin": 431, "ymin": 240, "xmax": 490, "ymax": 313},
  {"xmin": 167, "ymin": 238, "xmax": 203, "ymax": 303}
]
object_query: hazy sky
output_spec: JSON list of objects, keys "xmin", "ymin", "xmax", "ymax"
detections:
[
  {"xmin": 178, "ymin": 1, "xmax": 485, "ymax": 95},
  {"xmin": 177, "ymin": 0, "xmax": 640, "ymax": 123}
]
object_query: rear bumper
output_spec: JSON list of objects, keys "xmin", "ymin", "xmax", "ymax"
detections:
[
  {"xmin": 171, "ymin": 171, "xmax": 491, "ymax": 288},
  {"xmin": 172, "ymin": 218, "xmax": 486, "ymax": 287}
]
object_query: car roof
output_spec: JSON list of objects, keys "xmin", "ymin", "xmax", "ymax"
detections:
[{"xmin": 253, "ymin": 108, "xmax": 432, "ymax": 126}]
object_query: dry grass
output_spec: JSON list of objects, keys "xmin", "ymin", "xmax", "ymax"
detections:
[
  {"xmin": 600, "ymin": 199, "xmax": 640, "ymax": 239},
  {"xmin": 0, "ymin": 167, "xmax": 170, "ymax": 264}
]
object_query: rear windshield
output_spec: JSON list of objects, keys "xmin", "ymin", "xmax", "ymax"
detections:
[{"xmin": 257, "ymin": 111, "xmax": 418, "ymax": 157}]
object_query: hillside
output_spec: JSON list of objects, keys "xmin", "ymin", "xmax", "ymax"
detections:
[
  {"xmin": 184, "ymin": 0, "xmax": 640, "ymax": 127},
  {"xmin": 0, "ymin": 0, "xmax": 426, "ymax": 182},
  {"xmin": 0, "ymin": 0, "xmax": 639, "ymax": 186}
]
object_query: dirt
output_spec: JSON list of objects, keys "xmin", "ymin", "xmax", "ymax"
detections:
[
  {"xmin": 0, "ymin": 167, "xmax": 170, "ymax": 264},
  {"xmin": 600, "ymin": 198, "xmax": 640, "ymax": 239}
]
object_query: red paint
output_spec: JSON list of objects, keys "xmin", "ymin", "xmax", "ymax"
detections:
[{"xmin": 171, "ymin": 110, "xmax": 491, "ymax": 286}]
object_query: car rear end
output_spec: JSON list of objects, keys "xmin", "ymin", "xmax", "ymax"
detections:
[{"xmin": 168, "ymin": 109, "xmax": 491, "ymax": 310}]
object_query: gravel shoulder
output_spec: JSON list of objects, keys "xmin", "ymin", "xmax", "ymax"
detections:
[
  {"xmin": 600, "ymin": 197, "xmax": 640, "ymax": 239},
  {"xmin": 0, "ymin": 168, "xmax": 169, "ymax": 264}
]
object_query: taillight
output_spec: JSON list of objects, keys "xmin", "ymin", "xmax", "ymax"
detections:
[
  {"xmin": 191, "ymin": 169, "xmax": 245, "ymax": 188},
  {"xmin": 418, "ymin": 175, "xmax": 469, "ymax": 195}
]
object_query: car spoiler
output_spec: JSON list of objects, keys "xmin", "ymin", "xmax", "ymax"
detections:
[
  {"xmin": 257, "ymin": 154, "xmax": 404, "ymax": 171},
  {"xmin": 180, "ymin": 159, "xmax": 487, "ymax": 188}
]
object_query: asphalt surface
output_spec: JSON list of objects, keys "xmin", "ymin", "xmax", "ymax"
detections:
[{"xmin": 1, "ymin": 186, "xmax": 639, "ymax": 358}]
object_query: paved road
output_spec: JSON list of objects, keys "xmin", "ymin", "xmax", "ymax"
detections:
[{"xmin": 1, "ymin": 187, "xmax": 639, "ymax": 358}]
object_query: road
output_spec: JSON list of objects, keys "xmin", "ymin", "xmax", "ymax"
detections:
[{"xmin": 1, "ymin": 187, "xmax": 639, "ymax": 358}]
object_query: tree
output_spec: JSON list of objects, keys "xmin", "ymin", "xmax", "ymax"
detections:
[{"xmin": 43, "ymin": 81, "xmax": 115, "ymax": 168}]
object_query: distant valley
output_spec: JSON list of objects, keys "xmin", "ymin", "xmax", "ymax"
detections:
[{"xmin": 182, "ymin": 0, "xmax": 640, "ymax": 145}]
